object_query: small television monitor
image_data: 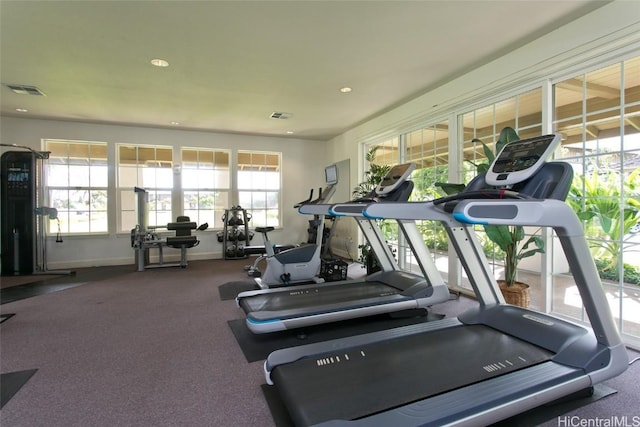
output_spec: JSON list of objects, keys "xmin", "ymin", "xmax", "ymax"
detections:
[{"xmin": 325, "ymin": 164, "xmax": 338, "ymax": 185}]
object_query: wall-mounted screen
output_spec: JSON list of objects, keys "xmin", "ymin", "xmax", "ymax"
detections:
[{"xmin": 325, "ymin": 164, "xmax": 338, "ymax": 185}]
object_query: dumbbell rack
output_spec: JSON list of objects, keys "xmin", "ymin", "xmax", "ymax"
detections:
[{"xmin": 222, "ymin": 206, "xmax": 251, "ymax": 259}]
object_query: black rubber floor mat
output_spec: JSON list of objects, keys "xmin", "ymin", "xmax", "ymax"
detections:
[
  {"xmin": 1, "ymin": 282, "xmax": 86, "ymax": 305},
  {"xmin": 0, "ymin": 313, "xmax": 15, "ymax": 323},
  {"xmin": 1, "ymin": 369, "xmax": 38, "ymax": 409},
  {"xmin": 218, "ymin": 281, "xmax": 259, "ymax": 301}
]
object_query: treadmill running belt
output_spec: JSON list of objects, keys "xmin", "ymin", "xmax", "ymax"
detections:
[
  {"xmin": 240, "ymin": 281, "xmax": 402, "ymax": 313},
  {"xmin": 271, "ymin": 324, "xmax": 553, "ymax": 426}
]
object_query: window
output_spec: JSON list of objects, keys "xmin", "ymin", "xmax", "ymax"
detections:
[
  {"xmin": 118, "ymin": 144, "xmax": 173, "ymax": 232},
  {"xmin": 360, "ymin": 125, "xmax": 452, "ymax": 276},
  {"xmin": 45, "ymin": 139, "xmax": 108, "ymax": 234},
  {"xmin": 405, "ymin": 122, "xmax": 450, "ymax": 200},
  {"xmin": 182, "ymin": 148, "xmax": 230, "ymax": 229},
  {"xmin": 358, "ymin": 137, "xmax": 401, "ymax": 268},
  {"xmin": 553, "ymin": 56, "xmax": 640, "ymax": 343},
  {"xmin": 237, "ymin": 151, "xmax": 281, "ymax": 227},
  {"xmin": 461, "ymin": 89, "xmax": 543, "ymax": 182},
  {"xmin": 403, "ymin": 122, "xmax": 451, "ymax": 273},
  {"xmin": 368, "ymin": 137, "xmax": 399, "ymax": 166}
]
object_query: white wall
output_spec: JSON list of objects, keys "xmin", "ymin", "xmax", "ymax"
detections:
[
  {"xmin": 327, "ymin": 0, "xmax": 640, "ymax": 257},
  {"xmin": 0, "ymin": 116, "xmax": 329, "ymax": 269}
]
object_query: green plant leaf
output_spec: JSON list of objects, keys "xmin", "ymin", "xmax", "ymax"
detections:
[
  {"xmin": 477, "ymin": 163, "xmax": 490, "ymax": 174},
  {"xmin": 435, "ymin": 182, "xmax": 465, "ymax": 196},
  {"xmin": 517, "ymin": 236, "xmax": 545, "ymax": 260},
  {"xmin": 354, "ymin": 147, "xmax": 391, "ymax": 198},
  {"xmin": 513, "ymin": 225, "xmax": 525, "ymax": 242},
  {"xmin": 496, "ymin": 127, "xmax": 520, "ymax": 155},
  {"xmin": 482, "ymin": 142, "xmax": 495, "ymax": 163},
  {"xmin": 576, "ymin": 211, "xmax": 596, "ymax": 221},
  {"xmin": 483, "ymin": 225, "xmax": 513, "ymax": 252}
]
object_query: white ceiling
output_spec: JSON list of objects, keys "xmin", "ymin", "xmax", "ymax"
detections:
[{"xmin": 0, "ymin": 0, "xmax": 610, "ymax": 141}]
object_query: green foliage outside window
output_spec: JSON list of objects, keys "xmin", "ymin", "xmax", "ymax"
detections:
[{"xmin": 568, "ymin": 167, "xmax": 640, "ymax": 285}]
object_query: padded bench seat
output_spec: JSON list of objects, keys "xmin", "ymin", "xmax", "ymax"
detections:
[{"xmin": 166, "ymin": 219, "xmax": 199, "ymax": 267}]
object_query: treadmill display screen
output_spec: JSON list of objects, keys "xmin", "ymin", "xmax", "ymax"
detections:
[
  {"xmin": 486, "ymin": 133, "xmax": 561, "ymax": 186},
  {"xmin": 375, "ymin": 162, "xmax": 415, "ymax": 195},
  {"xmin": 492, "ymin": 139, "xmax": 550, "ymax": 173}
]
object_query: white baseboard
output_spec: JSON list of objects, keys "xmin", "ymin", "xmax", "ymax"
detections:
[{"xmin": 44, "ymin": 251, "xmax": 224, "ymax": 270}]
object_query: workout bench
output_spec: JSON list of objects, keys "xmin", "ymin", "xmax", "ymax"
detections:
[{"xmin": 132, "ymin": 216, "xmax": 200, "ymax": 271}]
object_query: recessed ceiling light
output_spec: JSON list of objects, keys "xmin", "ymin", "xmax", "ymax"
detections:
[
  {"xmin": 170, "ymin": 121, "xmax": 180, "ymax": 125},
  {"xmin": 6, "ymin": 84, "xmax": 45, "ymax": 96},
  {"xmin": 286, "ymin": 131, "xmax": 294, "ymax": 134},
  {"xmin": 339, "ymin": 87, "xmax": 352, "ymax": 93},
  {"xmin": 15, "ymin": 108, "xmax": 28, "ymax": 113},
  {"xmin": 270, "ymin": 112, "xmax": 292, "ymax": 120},
  {"xmin": 150, "ymin": 58, "xmax": 169, "ymax": 67}
]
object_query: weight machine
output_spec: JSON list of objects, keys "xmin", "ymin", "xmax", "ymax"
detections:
[
  {"xmin": 130, "ymin": 187, "xmax": 206, "ymax": 271},
  {"xmin": 1, "ymin": 144, "xmax": 72, "ymax": 276}
]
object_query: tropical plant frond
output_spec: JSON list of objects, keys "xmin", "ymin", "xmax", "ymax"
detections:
[
  {"xmin": 482, "ymin": 142, "xmax": 495, "ymax": 163},
  {"xmin": 517, "ymin": 236, "xmax": 545, "ymax": 261}
]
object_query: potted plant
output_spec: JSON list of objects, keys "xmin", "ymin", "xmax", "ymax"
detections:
[
  {"xmin": 353, "ymin": 146, "xmax": 391, "ymax": 274},
  {"xmin": 438, "ymin": 127, "xmax": 545, "ymax": 307}
]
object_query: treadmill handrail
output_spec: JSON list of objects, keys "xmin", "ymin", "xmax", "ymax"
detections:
[
  {"xmin": 298, "ymin": 203, "xmax": 332, "ymax": 215},
  {"xmin": 363, "ymin": 200, "xmax": 454, "ymax": 223},
  {"xmin": 452, "ymin": 199, "xmax": 584, "ymax": 236},
  {"xmin": 329, "ymin": 202, "xmax": 369, "ymax": 216},
  {"xmin": 299, "ymin": 201, "xmax": 379, "ymax": 217},
  {"xmin": 365, "ymin": 199, "xmax": 583, "ymax": 236},
  {"xmin": 364, "ymin": 198, "xmax": 623, "ymax": 350}
]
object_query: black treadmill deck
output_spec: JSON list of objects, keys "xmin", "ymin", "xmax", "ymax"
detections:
[
  {"xmin": 271, "ymin": 324, "xmax": 553, "ymax": 426},
  {"xmin": 241, "ymin": 281, "xmax": 405, "ymax": 320}
]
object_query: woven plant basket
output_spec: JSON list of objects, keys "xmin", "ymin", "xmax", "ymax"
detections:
[{"xmin": 498, "ymin": 280, "xmax": 530, "ymax": 308}]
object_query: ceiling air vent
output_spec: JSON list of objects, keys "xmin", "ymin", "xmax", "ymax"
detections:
[
  {"xmin": 270, "ymin": 112, "xmax": 292, "ymax": 120},
  {"xmin": 5, "ymin": 84, "xmax": 46, "ymax": 96}
]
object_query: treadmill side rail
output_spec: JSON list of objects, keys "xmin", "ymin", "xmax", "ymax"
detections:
[
  {"xmin": 248, "ymin": 298, "xmax": 419, "ymax": 334},
  {"xmin": 312, "ymin": 362, "xmax": 589, "ymax": 427}
]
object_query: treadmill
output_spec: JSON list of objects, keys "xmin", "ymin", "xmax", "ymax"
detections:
[
  {"xmin": 236, "ymin": 163, "xmax": 451, "ymax": 334},
  {"xmin": 264, "ymin": 134, "xmax": 629, "ymax": 426}
]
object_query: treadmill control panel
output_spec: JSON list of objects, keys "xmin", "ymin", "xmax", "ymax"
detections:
[
  {"xmin": 375, "ymin": 162, "xmax": 416, "ymax": 195},
  {"xmin": 486, "ymin": 134, "xmax": 561, "ymax": 186}
]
